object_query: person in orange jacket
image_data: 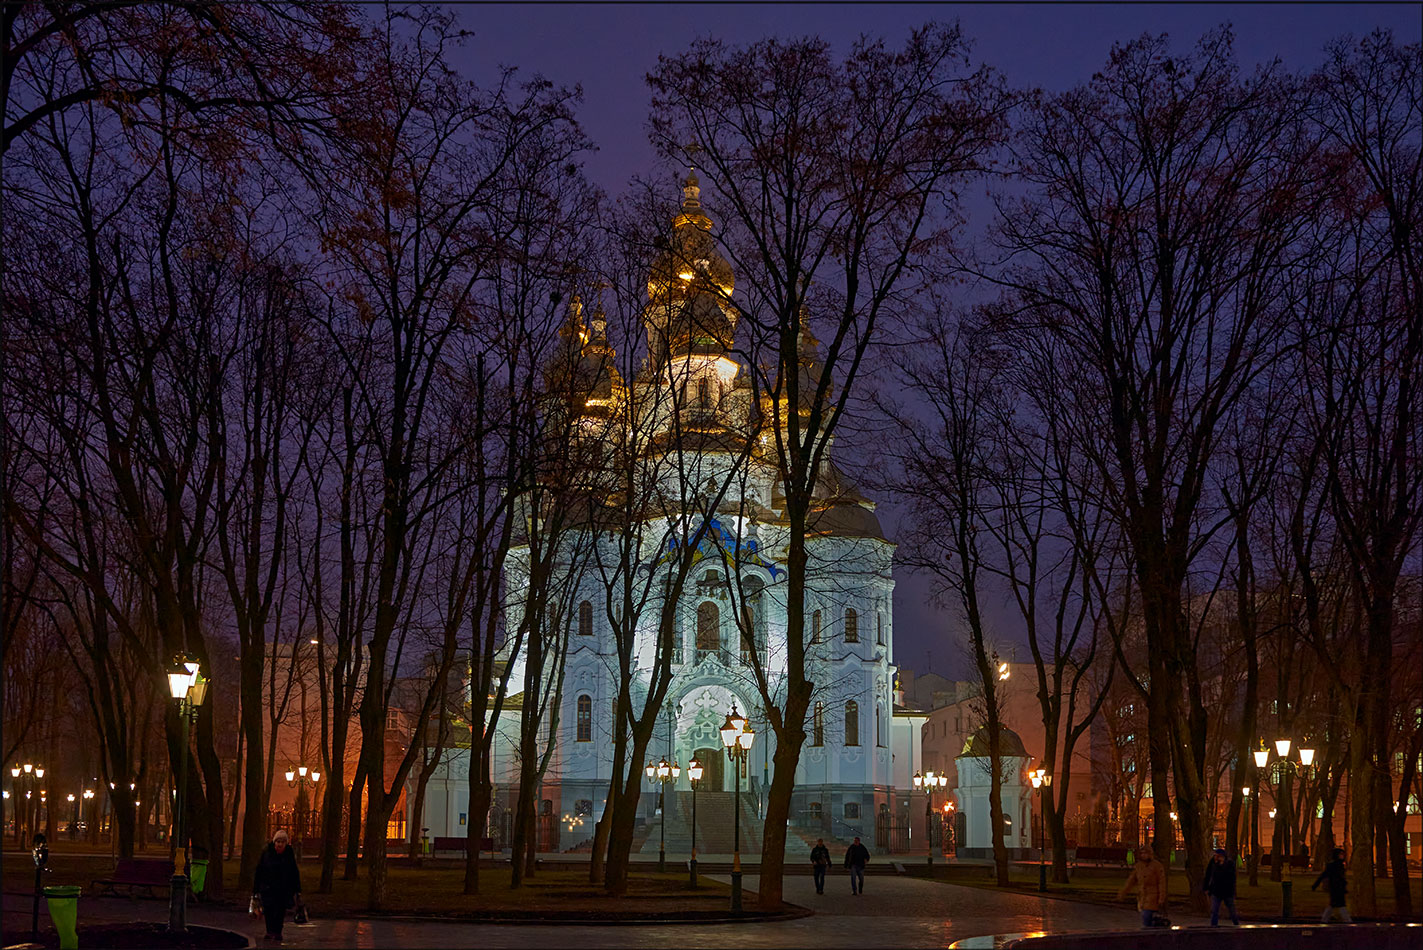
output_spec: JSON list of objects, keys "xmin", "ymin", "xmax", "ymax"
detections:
[{"xmin": 1117, "ymin": 846, "xmax": 1168, "ymax": 927}]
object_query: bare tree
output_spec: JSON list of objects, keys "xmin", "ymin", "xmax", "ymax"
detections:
[
  {"xmin": 989, "ymin": 29, "xmax": 1317, "ymax": 907},
  {"xmin": 1302, "ymin": 30, "xmax": 1421, "ymax": 916},
  {"xmin": 646, "ymin": 23, "xmax": 1006, "ymax": 905}
]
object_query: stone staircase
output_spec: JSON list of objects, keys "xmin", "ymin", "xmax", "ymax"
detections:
[{"xmin": 636, "ymin": 789, "xmax": 762, "ymax": 856}]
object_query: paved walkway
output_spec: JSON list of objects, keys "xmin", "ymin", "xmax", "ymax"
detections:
[{"xmin": 4, "ymin": 874, "xmax": 1139, "ymax": 949}]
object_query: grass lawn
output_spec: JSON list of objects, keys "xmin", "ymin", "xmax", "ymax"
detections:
[
  {"xmin": 4, "ymin": 850, "xmax": 747, "ymax": 918},
  {"xmin": 912, "ymin": 862, "xmax": 1423, "ymax": 920}
]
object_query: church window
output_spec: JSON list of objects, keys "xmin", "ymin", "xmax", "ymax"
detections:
[
  {"xmin": 811, "ymin": 610, "xmax": 822, "ymax": 644},
  {"xmin": 698, "ymin": 376, "xmax": 710, "ymax": 407},
  {"xmin": 812, "ymin": 702, "xmax": 825, "ymax": 746},
  {"xmin": 808, "ymin": 801, "xmax": 822, "ymax": 819},
  {"xmin": 696, "ymin": 601, "xmax": 720, "ymax": 655},
  {"xmin": 845, "ymin": 607, "xmax": 859, "ymax": 643},
  {"xmin": 575, "ymin": 799, "xmax": 593, "ymax": 816},
  {"xmin": 876, "ymin": 705, "xmax": 885, "ymax": 747},
  {"xmin": 578, "ymin": 600, "xmax": 593, "ymax": 637},
  {"xmin": 576, "ymin": 694, "xmax": 592, "ymax": 742},
  {"xmin": 845, "ymin": 700, "xmax": 859, "ymax": 746},
  {"xmin": 844, "ymin": 802, "xmax": 861, "ymax": 819},
  {"xmin": 877, "ymin": 612, "xmax": 884, "ymax": 645}
]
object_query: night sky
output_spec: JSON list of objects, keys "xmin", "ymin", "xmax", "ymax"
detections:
[{"xmin": 450, "ymin": 3, "xmax": 1421, "ymax": 679}]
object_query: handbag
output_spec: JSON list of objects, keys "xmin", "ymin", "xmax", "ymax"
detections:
[
  {"xmin": 294, "ymin": 901, "xmax": 309, "ymax": 925},
  {"xmin": 249, "ymin": 896, "xmax": 262, "ymax": 918}
]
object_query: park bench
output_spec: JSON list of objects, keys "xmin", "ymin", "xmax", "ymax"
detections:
[
  {"xmin": 431, "ymin": 836, "xmax": 495, "ymax": 855},
  {"xmin": 1073, "ymin": 846, "xmax": 1131, "ymax": 866},
  {"xmin": 91, "ymin": 857, "xmax": 173, "ymax": 898}
]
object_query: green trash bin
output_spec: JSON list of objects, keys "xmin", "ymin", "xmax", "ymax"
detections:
[
  {"xmin": 191, "ymin": 858, "xmax": 209, "ymax": 895},
  {"xmin": 44, "ymin": 884, "xmax": 81, "ymax": 950}
]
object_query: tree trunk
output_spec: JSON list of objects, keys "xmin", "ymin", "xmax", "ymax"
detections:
[
  {"xmin": 343, "ymin": 763, "xmax": 365, "ymax": 881},
  {"xmin": 462, "ymin": 775, "xmax": 492, "ymax": 895}
]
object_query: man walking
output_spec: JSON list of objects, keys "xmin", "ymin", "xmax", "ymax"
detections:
[
  {"xmin": 844, "ymin": 836, "xmax": 870, "ymax": 895},
  {"xmin": 810, "ymin": 838, "xmax": 831, "ymax": 895},
  {"xmin": 1116, "ymin": 846, "xmax": 1168, "ymax": 927},
  {"xmin": 1203, "ymin": 848, "xmax": 1239, "ymax": 926},
  {"xmin": 1313, "ymin": 848, "xmax": 1352, "ymax": 923}
]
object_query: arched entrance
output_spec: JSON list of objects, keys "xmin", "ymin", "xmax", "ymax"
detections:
[
  {"xmin": 692, "ymin": 748, "xmax": 723, "ymax": 791},
  {"xmin": 673, "ymin": 683, "xmax": 758, "ymax": 792}
]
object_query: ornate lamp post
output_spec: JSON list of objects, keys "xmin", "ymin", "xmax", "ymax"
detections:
[
  {"xmin": 644, "ymin": 756, "xmax": 680, "ymax": 873},
  {"xmin": 913, "ymin": 770, "xmax": 950, "ymax": 864},
  {"xmin": 166, "ymin": 654, "xmax": 208, "ymax": 933},
  {"xmin": 1030, "ymin": 767, "xmax": 1053, "ymax": 892},
  {"xmin": 719, "ymin": 702, "xmax": 755, "ymax": 912},
  {"xmin": 10, "ymin": 765, "xmax": 44, "ymax": 844},
  {"xmin": 1253, "ymin": 737, "xmax": 1314, "ymax": 918},
  {"xmin": 943, "ymin": 801, "xmax": 956, "ymax": 858},
  {"xmin": 687, "ymin": 758, "xmax": 703, "ymax": 888},
  {"xmin": 284, "ymin": 765, "xmax": 321, "ymax": 858}
]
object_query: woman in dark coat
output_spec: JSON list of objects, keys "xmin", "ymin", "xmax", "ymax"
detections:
[{"xmin": 252, "ymin": 830, "xmax": 302, "ymax": 943}]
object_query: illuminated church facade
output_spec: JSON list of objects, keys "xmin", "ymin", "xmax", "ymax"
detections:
[{"xmin": 413, "ymin": 173, "xmax": 905, "ymax": 852}]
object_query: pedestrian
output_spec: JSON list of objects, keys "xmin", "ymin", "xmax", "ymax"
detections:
[
  {"xmin": 844, "ymin": 835, "xmax": 870, "ymax": 895},
  {"xmin": 810, "ymin": 837, "xmax": 831, "ymax": 895},
  {"xmin": 1312, "ymin": 847, "xmax": 1351, "ymax": 923},
  {"xmin": 1116, "ymin": 846, "xmax": 1168, "ymax": 927},
  {"xmin": 1203, "ymin": 848, "xmax": 1239, "ymax": 926},
  {"xmin": 252, "ymin": 829, "xmax": 302, "ymax": 944}
]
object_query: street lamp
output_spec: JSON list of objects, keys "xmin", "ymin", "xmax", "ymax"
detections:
[
  {"xmin": 1253, "ymin": 737, "xmax": 1315, "ymax": 918},
  {"xmin": 10, "ymin": 764, "xmax": 43, "ymax": 845},
  {"xmin": 646, "ymin": 756, "xmax": 680, "ymax": 873},
  {"xmin": 285, "ymin": 765, "xmax": 321, "ymax": 857},
  {"xmin": 913, "ymin": 770, "xmax": 950, "ymax": 865},
  {"xmin": 687, "ymin": 758, "xmax": 703, "ymax": 888},
  {"xmin": 1030, "ymin": 767, "xmax": 1053, "ymax": 892},
  {"xmin": 167, "ymin": 653, "xmax": 208, "ymax": 933},
  {"xmin": 720, "ymin": 702, "xmax": 755, "ymax": 912}
]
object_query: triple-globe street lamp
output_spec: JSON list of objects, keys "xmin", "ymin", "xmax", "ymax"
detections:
[
  {"xmin": 1253, "ymin": 737, "xmax": 1315, "ymax": 918},
  {"xmin": 644, "ymin": 756, "xmax": 680, "ymax": 873},
  {"xmin": 1029, "ymin": 767, "xmax": 1053, "ymax": 892},
  {"xmin": 9, "ymin": 764, "xmax": 45, "ymax": 844},
  {"xmin": 284, "ymin": 765, "xmax": 321, "ymax": 857},
  {"xmin": 719, "ymin": 703, "xmax": 755, "ymax": 913},
  {"xmin": 166, "ymin": 653, "xmax": 209, "ymax": 933},
  {"xmin": 912, "ymin": 769, "xmax": 949, "ymax": 865}
]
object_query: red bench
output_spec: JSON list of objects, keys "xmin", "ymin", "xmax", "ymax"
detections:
[{"xmin": 92, "ymin": 858, "xmax": 174, "ymax": 898}]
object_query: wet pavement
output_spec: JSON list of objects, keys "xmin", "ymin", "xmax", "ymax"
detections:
[{"xmin": 3, "ymin": 872, "xmax": 1139, "ymax": 949}]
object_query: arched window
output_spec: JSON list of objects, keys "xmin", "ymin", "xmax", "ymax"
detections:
[
  {"xmin": 697, "ymin": 376, "xmax": 711, "ymax": 407},
  {"xmin": 876, "ymin": 704, "xmax": 884, "ymax": 747},
  {"xmin": 813, "ymin": 702, "xmax": 825, "ymax": 747},
  {"xmin": 845, "ymin": 700, "xmax": 859, "ymax": 746},
  {"xmin": 876, "ymin": 612, "xmax": 884, "ymax": 645},
  {"xmin": 576, "ymin": 694, "xmax": 592, "ymax": 742},
  {"xmin": 845, "ymin": 607, "xmax": 859, "ymax": 643},
  {"xmin": 696, "ymin": 601, "xmax": 720, "ymax": 654},
  {"xmin": 578, "ymin": 600, "xmax": 593, "ymax": 637},
  {"xmin": 811, "ymin": 609, "xmax": 822, "ymax": 644}
]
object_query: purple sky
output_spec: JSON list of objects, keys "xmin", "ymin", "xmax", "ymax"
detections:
[{"xmin": 450, "ymin": 3, "xmax": 1420, "ymax": 679}]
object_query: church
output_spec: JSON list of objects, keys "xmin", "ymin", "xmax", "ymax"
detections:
[{"xmin": 411, "ymin": 171, "xmax": 912, "ymax": 854}]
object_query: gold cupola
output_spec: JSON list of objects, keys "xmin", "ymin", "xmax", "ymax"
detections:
[{"xmin": 645, "ymin": 169, "xmax": 738, "ymax": 362}]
